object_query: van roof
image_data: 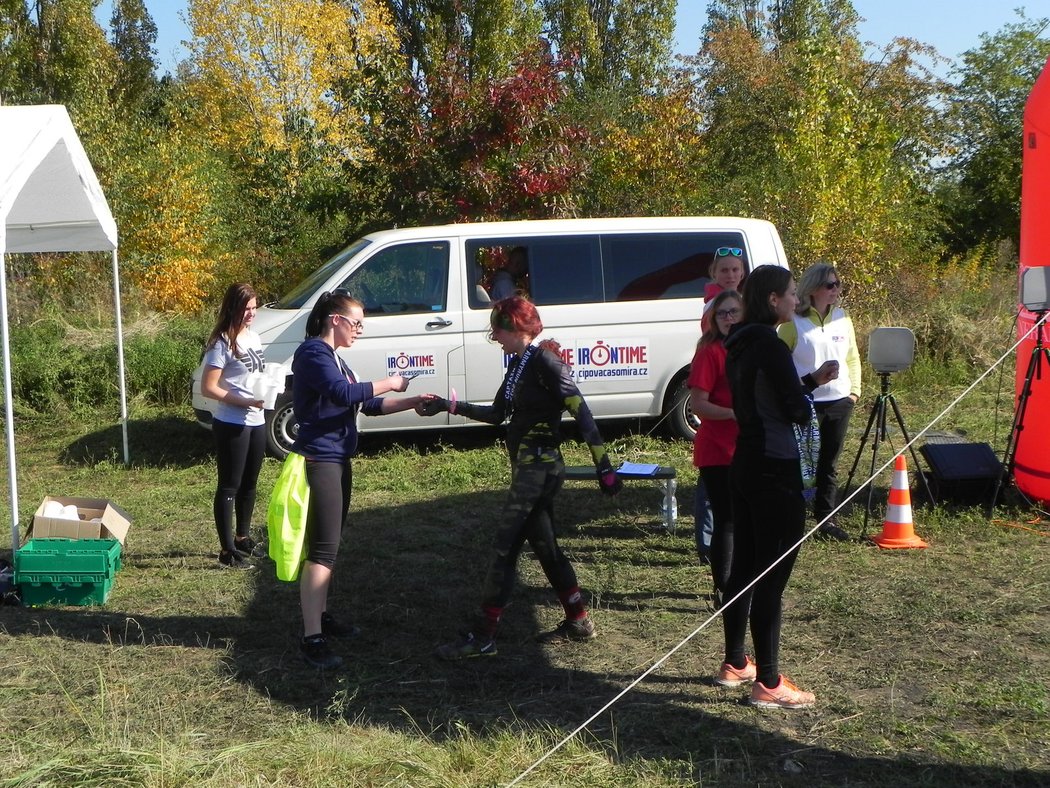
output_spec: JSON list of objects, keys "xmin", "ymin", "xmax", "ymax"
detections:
[{"xmin": 363, "ymin": 216, "xmax": 778, "ymax": 243}]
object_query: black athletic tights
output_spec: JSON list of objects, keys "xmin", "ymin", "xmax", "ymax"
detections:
[{"xmin": 212, "ymin": 420, "xmax": 266, "ymax": 553}]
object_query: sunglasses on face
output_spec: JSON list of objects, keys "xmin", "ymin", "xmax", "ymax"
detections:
[
  {"xmin": 334, "ymin": 314, "xmax": 364, "ymax": 330},
  {"xmin": 716, "ymin": 247, "xmax": 743, "ymax": 257},
  {"xmin": 823, "ymin": 280, "xmax": 842, "ymax": 290}
]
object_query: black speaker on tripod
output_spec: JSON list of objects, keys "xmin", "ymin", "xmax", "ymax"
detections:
[{"xmin": 919, "ymin": 442, "xmax": 1002, "ymax": 504}]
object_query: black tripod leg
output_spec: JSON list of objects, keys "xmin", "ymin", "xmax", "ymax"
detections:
[
  {"xmin": 842, "ymin": 392, "xmax": 882, "ymax": 498},
  {"xmin": 862, "ymin": 396, "xmax": 887, "ymax": 534},
  {"xmin": 886, "ymin": 394, "xmax": 935, "ymax": 506}
]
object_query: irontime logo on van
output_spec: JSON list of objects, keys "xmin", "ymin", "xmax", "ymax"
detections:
[
  {"xmin": 387, "ymin": 352, "xmax": 437, "ymax": 377},
  {"xmin": 502, "ymin": 339, "xmax": 650, "ymax": 381}
]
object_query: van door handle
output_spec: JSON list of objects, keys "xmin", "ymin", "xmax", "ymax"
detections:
[{"xmin": 426, "ymin": 318, "xmax": 454, "ymax": 329}]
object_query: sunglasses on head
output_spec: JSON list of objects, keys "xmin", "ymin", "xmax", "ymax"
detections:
[{"xmin": 716, "ymin": 247, "xmax": 743, "ymax": 257}]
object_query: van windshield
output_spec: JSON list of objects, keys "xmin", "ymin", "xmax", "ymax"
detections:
[{"xmin": 273, "ymin": 239, "xmax": 372, "ymax": 308}]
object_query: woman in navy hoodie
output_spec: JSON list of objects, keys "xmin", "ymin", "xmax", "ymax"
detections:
[{"xmin": 292, "ymin": 290, "xmax": 422, "ymax": 670}]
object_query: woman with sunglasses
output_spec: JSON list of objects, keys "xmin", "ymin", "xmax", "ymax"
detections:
[
  {"xmin": 417, "ymin": 296, "xmax": 621, "ymax": 659},
  {"xmin": 291, "ymin": 290, "xmax": 423, "ymax": 669},
  {"xmin": 688, "ymin": 289, "xmax": 743, "ymax": 603},
  {"xmin": 777, "ymin": 262, "xmax": 861, "ymax": 542}
]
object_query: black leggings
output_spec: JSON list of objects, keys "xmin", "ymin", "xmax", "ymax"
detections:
[
  {"xmin": 723, "ymin": 455, "xmax": 805, "ymax": 687},
  {"xmin": 480, "ymin": 458, "xmax": 578, "ymax": 609},
  {"xmin": 304, "ymin": 459, "xmax": 352, "ymax": 570},
  {"xmin": 700, "ymin": 464, "xmax": 733, "ymax": 593},
  {"xmin": 213, "ymin": 420, "xmax": 266, "ymax": 553}
]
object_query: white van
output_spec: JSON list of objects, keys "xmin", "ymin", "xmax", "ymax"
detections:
[{"xmin": 193, "ymin": 217, "xmax": 789, "ymax": 456}]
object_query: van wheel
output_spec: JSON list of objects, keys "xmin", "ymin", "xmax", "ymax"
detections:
[
  {"xmin": 265, "ymin": 393, "xmax": 298, "ymax": 459},
  {"xmin": 665, "ymin": 378, "xmax": 699, "ymax": 442}
]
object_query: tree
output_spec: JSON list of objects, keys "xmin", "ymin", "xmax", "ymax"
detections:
[
  {"xmin": 360, "ymin": 38, "xmax": 588, "ymax": 224},
  {"xmin": 693, "ymin": 0, "xmax": 948, "ymax": 306},
  {"xmin": 937, "ymin": 11, "xmax": 1050, "ymax": 254},
  {"xmin": 109, "ymin": 0, "xmax": 159, "ymax": 109},
  {"xmin": 541, "ymin": 0, "xmax": 676, "ymax": 90}
]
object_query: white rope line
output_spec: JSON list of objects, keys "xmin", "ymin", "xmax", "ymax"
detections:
[{"xmin": 507, "ymin": 313, "xmax": 1046, "ymax": 787}]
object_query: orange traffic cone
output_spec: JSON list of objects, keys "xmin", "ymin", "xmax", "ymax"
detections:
[{"xmin": 871, "ymin": 454, "xmax": 928, "ymax": 549}]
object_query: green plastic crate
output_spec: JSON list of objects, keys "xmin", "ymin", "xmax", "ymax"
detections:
[{"xmin": 15, "ymin": 538, "xmax": 122, "ymax": 606}]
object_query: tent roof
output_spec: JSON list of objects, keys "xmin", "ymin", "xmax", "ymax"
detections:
[{"xmin": 0, "ymin": 104, "xmax": 118, "ymax": 253}]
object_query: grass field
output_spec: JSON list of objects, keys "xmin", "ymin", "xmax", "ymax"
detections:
[{"xmin": 1, "ymin": 366, "xmax": 1048, "ymax": 786}]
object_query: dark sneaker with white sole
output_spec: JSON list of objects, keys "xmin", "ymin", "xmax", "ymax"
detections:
[
  {"xmin": 537, "ymin": 616, "xmax": 597, "ymax": 643},
  {"xmin": 300, "ymin": 634, "xmax": 343, "ymax": 669},
  {"xmin": 234, "ymin": 536, "xmax": 266, "ymax": 558}
]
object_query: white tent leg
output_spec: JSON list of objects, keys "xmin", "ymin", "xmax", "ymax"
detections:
[
  {"xmin": 1, "ymin": 245, "xmax": 21, "ymax": 554},
  {"xmin": 112, "ymin": 250, "xmax": 129, "ymax": 465}
]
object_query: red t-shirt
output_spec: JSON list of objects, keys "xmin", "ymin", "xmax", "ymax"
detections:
[{"xmin": 687, "ymin": 339, "xmax": 738, "ymax": 467}]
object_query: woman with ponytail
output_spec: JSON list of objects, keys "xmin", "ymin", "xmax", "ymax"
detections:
[{"xmin": 292, "ymin": 290, "xmax": 423, "ymax": 670}]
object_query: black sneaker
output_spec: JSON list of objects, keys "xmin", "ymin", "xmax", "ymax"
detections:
[
  {"xmin": 434, "ymin": 632, "xmax": 497, "ymax": 660},
  {"xmin": 321, "ymin": 612, "xmax": 360, "ymax": 638},
  {"xmin": 234, "ymin": 536, "xmax": 266, "ymax": 558},
  {"xmin": 537, "ymin": 616, "xmax": 597, "ymax": 643},
  {"xmin": 300, "ymin": 634, "xmax": 343, "ymax": 669},
  {"xmin": 815, "ymin": 522, "xmax": 851, "ymax": 542},
  {"xmin": 218, "ymin": 550, "xmax": 254, "ymax": 570}
]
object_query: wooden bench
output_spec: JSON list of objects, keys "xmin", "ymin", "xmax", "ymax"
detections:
[{"xmin": 563, "ymin": 465, "xmax": 679, "ymax": 532}]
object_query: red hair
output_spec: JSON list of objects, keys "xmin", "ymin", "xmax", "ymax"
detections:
[{"xmin": 490, "ymin": 296, "xmax": 543, "ymax": 337}]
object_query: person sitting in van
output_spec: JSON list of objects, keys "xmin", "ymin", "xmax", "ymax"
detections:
[
  {"xmin": 416, "ymin": 296, "xmax": 621, "ymax": 659},
  {"xmin": 489, "ymin": 246, "xmax": 529, "ymax": 299}
]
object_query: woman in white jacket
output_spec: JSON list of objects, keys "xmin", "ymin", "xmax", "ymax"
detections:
[{"xmin": 777, "ymin": 263, "xmax": 861, "ymax": 541}]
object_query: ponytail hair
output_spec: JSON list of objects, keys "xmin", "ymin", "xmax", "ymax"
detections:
[{"xmin": 306, "ymin": 289, "xmax": 362, "ymax": 338}]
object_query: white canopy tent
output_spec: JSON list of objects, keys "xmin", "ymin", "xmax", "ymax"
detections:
[{"xmin": 0, "ymin": 104, "xmax": 128, "ymax": 555}]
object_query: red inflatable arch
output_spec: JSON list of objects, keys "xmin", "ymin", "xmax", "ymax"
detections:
[{"xmin": 1015, "ymin": 56, "xmax": 1050, "ymax": 505}]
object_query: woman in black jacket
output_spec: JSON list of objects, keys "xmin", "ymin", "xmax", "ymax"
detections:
[{"xmin": 715, "ymin": 265, "xmax": 837, "ymax": 709}]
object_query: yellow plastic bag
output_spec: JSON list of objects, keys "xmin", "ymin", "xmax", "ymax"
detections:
[{"xmin": 267, "ymin": 452, "xmax": 310, "ymax": 582}]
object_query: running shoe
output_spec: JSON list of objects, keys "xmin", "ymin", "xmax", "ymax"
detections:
[
  {"xmin": 300, "ymin": 634, "xmax": 343, "ymax": 670},
  {"xmin": 815, "ymin": 522, "xmax": 850, "ymax": 542},
  {"xmin": 234, "ymin": 535, "xmax": 266, "ymax": 557},
  {"xmin": 536, "ymin": 615, "xmax": 597, "ymax": 643},
  {"xmin": 434, "ymin": 632, "xmax": 497, "ymax": 660},
  {"xmin": 714, "ymin": 656, "xmax": 756, "ymax": 687},
  {"xmin": 218, "ymin": 550, "xmax": 254, "ymax": 570},
  {"xmin": 749, "ymin": 675, "xmax": 816, "ymax": 709}
]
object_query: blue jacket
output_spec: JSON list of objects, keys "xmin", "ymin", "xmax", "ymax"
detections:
[{"xmin": 291, "ymin": 337, "xmax": 383, "ymax": 462}]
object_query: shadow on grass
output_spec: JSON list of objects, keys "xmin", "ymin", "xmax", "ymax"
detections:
[
  {"xmin": 4, "ymin": 481, "xmax": 1047, "ymax": 787},
  {"xmin": 61, "ymin": 414, "xmax": 216, "ymax": 469}
]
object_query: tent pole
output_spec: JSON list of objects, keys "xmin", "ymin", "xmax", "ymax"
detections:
[
  {"xmin": 0, "ymin": 245, "xmax": 21, "ymax": 554},
  {"xmin": 111, "ymin": 250, "xmax": 129, "ymax": 465}
]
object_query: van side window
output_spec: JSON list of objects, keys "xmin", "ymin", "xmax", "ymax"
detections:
[
  {"xmin": 604, "ymin": 233, "xmax": 748, "ymax": 302},
  {"xmin": 528, "ymin": 237, "xmax": 601, "ymax": 305},
  {"xmin": 338, "ymin": 241, "xmax": 450, "ymax": 315}
]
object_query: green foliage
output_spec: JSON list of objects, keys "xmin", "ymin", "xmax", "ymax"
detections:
[
  {"xmin": 937, "ymin": 10, "xmax": 1050, "ymax": 254},
  {"xmin": 9, "ymin": 311, "xmax": 207, "ymax": 415}
]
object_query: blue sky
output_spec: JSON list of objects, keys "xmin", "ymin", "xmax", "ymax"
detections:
[{"xmin": 107, "ymin": 0, "xmax": 1050, "ymax": 77}]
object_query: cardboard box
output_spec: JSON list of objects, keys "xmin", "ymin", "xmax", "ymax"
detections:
[{"xmin": 31, "ymin": 496, "xmax": 131, "ymax": 545}]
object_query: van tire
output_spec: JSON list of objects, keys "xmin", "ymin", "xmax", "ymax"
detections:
[
  {"xmin": 265, "ymin": 393, "xmax": 298, "ymax": 459},
  {"xmin": 665, "ymin": 378, "xmax": 698, "ymax": 442}
]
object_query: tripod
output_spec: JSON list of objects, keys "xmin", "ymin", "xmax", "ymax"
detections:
[
  {"xmin": 990, "ymin": 311, "xmax": 1050, "ymax": 510},
  {"xmin": 842, "ymin": 371, "xmax": 934, "ymax": 533}
]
